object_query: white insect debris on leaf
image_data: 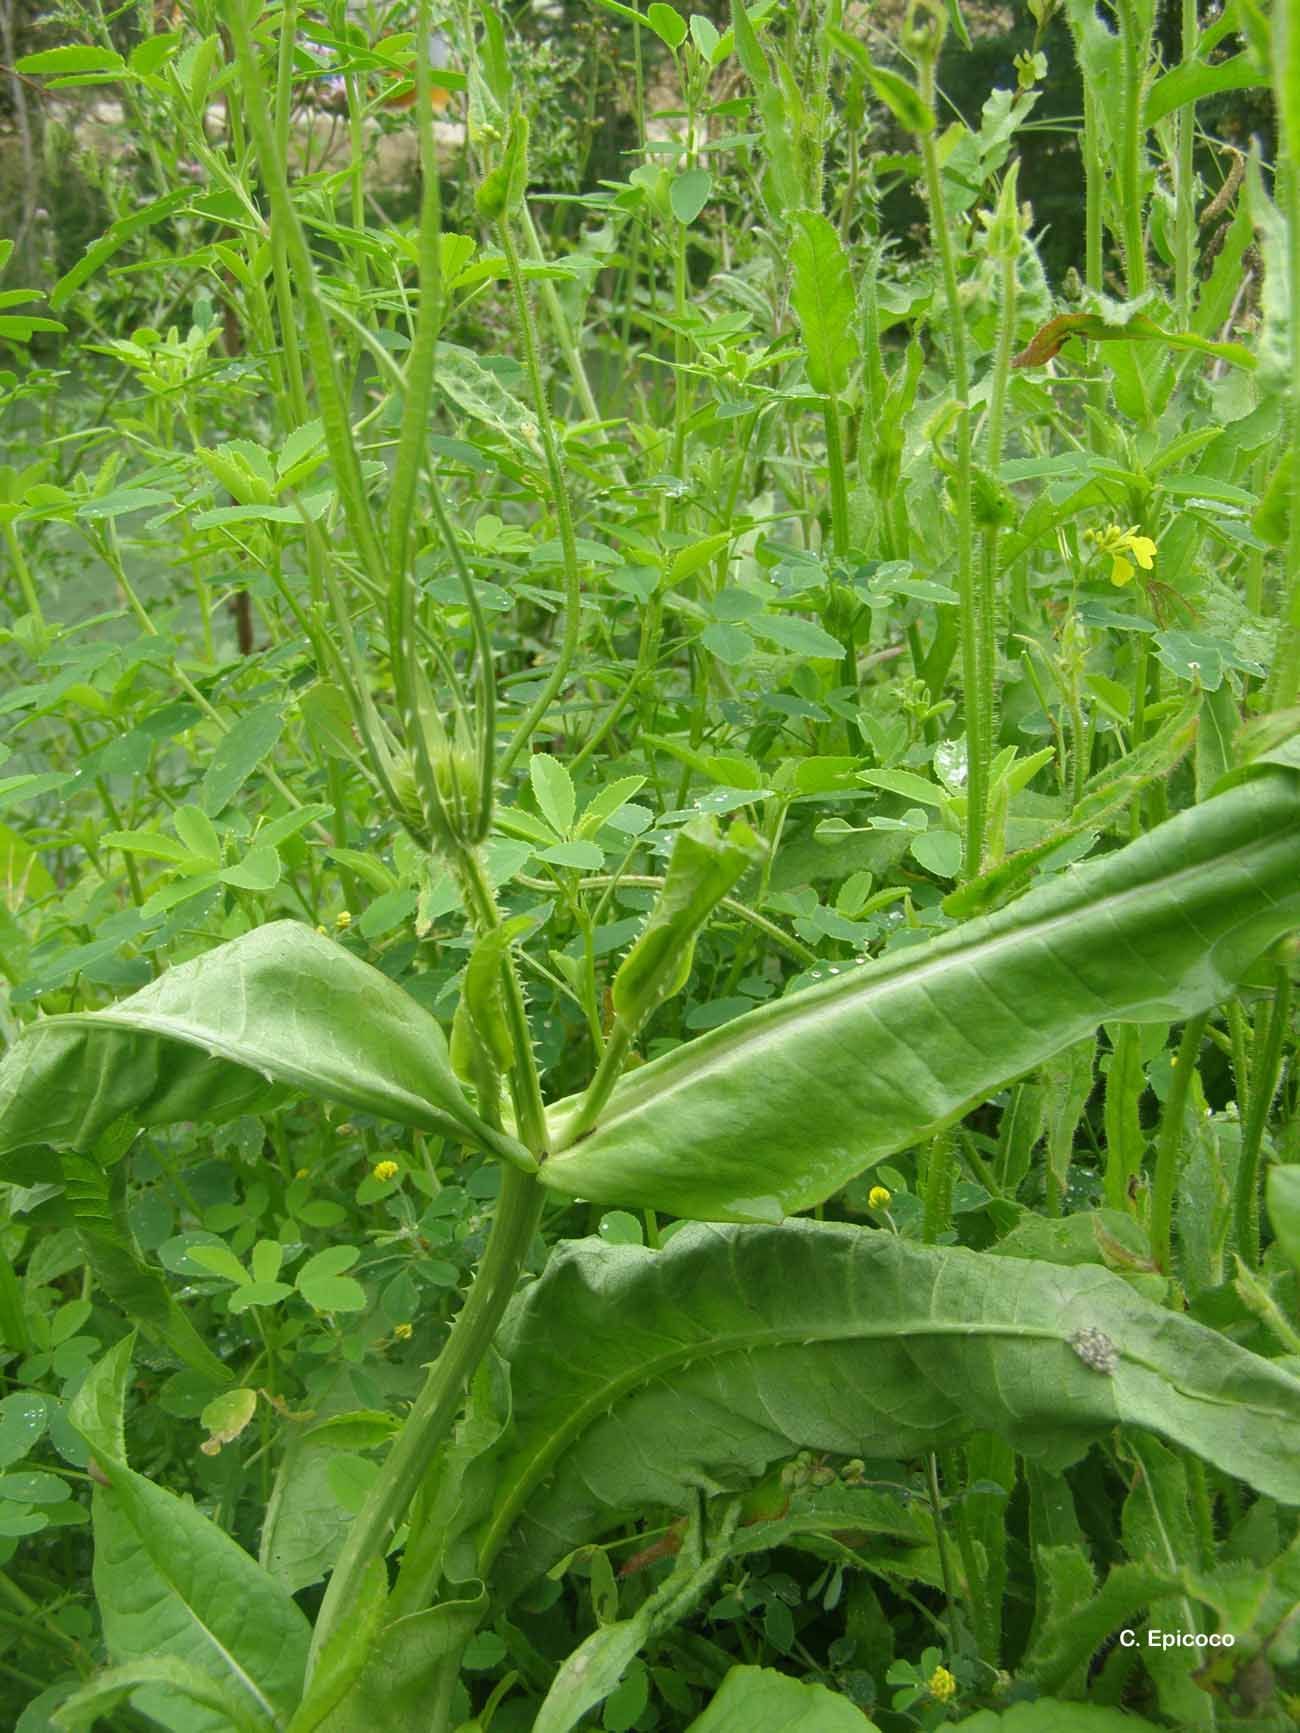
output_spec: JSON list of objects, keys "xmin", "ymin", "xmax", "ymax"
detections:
[{"xmin": 1069, "ymin": 1326, "xmax": 1118, "ymax": 1374}]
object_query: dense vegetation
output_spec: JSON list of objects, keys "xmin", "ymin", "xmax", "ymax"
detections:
[{"xmin": 0, "ymin": 0, "xmax": 1298, "ymax": 1729}]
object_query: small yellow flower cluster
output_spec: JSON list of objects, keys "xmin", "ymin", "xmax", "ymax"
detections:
[
  {"xmin": 335, "ymin": 910, "xmax": 352, "ymax": 930},
  {"xmin": 372, "ymin": 1159, "xmax": 400, "ymax": 1182},
  {"xmin": 392, "ymin": 1322, "xmax": 413, "ymax": 1341},
  {"xmin": 867, "ymin": 1185, "xmax": 892, "ymax": 1211},
  {"xmin": 927, "ymin": 1665, "xmax": 957, "ymax": 1702},
  {"xmin": 1084, "ymin": 524, "xmax": 1157, "ymax": 588}
]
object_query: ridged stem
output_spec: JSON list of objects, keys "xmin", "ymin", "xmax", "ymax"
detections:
[{"xmin": 917, "ymin": 57, "xmax": 983, "ymax": 875}]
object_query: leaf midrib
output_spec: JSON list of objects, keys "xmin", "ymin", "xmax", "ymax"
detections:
[
  {"xmin": 113, "ymin": 1477, "xmax": 288, "ymax": 1727},
  {"xmin": 478, "ymin": 1308, "xmax": 1287, "ymax": 1572},
  {"xmin": 553, "ymin": 820, "xmax": 1299, "ymax": 1150}
]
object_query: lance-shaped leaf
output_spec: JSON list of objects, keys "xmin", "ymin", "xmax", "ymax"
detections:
[
  {"xmin": 790, "ymin": 210, "xmax": 860, "ymax": 397},
  {"xmin": 70, "ymin": 1341, "xmax": 311, "ymax": 1733},
  {"xmin": 0, "ymin": 921, "xmax": 518, "ymax": 1176},
  {"xmin": 476, "ymin": 1223, "xmax": 1300, "ymax": 1592},
  {"xmin": 543, "ymin": 758, "xmax": 1300, "ymax": 1220}
]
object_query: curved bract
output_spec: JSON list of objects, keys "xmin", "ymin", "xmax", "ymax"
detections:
[
  {"xmin": 0, "ymin": 920, "xmax": 503, "ymax": 1175},
  {"xmin": 541, "ymin": 757, "xmax": 1300, "ymax": 1221}
]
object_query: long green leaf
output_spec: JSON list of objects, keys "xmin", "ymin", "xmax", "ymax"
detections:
[
  {"xmin": 789, "ymin": 210, "xmax": 859, "ymax": 397},
  {"xmin": 476, "ymin": 1222, "xmax": 1300, "ymax": 1590},
  {"xmin": 50, "ymin": 189, "xmax": 190, "ymax": 309},
  {"xmin": 542, "ymin": 758, "xmax": 1300, "ymax": 1220},
  {"xmin": 0, "ymin": 921, "xmax": 519, "ymax": 1174},
  {"xmin": 1145, "ymin": 52, "xmax": 1265, "ymax": 128}
]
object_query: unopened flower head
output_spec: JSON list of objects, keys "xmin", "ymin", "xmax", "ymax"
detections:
[
  {"xmin": 1085, "ymin": 523, "xmax": 1157, "ymax": 588},
  {"xmin": 927, "ymin": 1665, "xmax": 957, "ymax": 1702},
  {"xmin": 868, "ymin": 1185, "xmax": 892, "ymax": 1210}
]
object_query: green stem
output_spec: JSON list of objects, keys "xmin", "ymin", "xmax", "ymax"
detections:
[
  {"xmin": 926, "ymin": 1452, "xmax": 965, "ymax": 1660},
  {"xmin": 1081, "ymin": 81, "xmax": 1108, "ymax": 443},
  {"xmin": 1173, "ymin": 0, "xmax": 1198, "ymax": 327},
  {"xmin": 1150, "ymin": 1013, "xmax": 1207, "ymax": 1276},
  {"xmin": 305, "ymin": 1164, "xmax": 543, "ymax": 1677},
  {"xmin": 922, "ymin": 1131, "xmax": 955, "ymax": 1244},
  {"xmin": 1265, "ymin": 0, "xmax": 1300, "ymax": 707},
  {"xmin": 1232, "ymin": 967, "xmax": 1293, "ymax": 1266},
  {"xmin": 2, "ymin": 522, "xmax": 45, "ymax": 635},
  {"xmin": 226, "ymin": 0, "xmax": 386, "ymax": 591},
  {"xmin": 571, "ymin": 595, "xmax": 663, "ymax": 771},
  {"xmin": 565, "ymin": 1016, "xmax": 635, "ymax": 1142},
  {"xmin": 1103, "ymin": 1024, "xmax": 1146, "ymax": 1213},
  {"xmin": 1118, "ymin": 0, "xmax": 1149, "ymax": 298},
  {"xmin": 823, "ymin": 397, "xmax": 850, "ymax": 558},
  {"xmin": 917, "ymin": 60, "xmax": 983, "ymax": 875},
  {"xmin": 494, "ymin": 215, "xmax": 583, "ymax": 776},
  {"xmin": 387, "ymin": 0, "xmax": 444, "ymax": 577},
  {"xmin": 270, "ymin": 0, "xmax": 307, "ymax": 426},
  {"xmin": 520, "ymin": 204, "xmax": 604, "ymax": 432}
]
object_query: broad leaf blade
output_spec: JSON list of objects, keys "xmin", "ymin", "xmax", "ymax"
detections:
[
  {"xmin": 477, "ymin": 1223, "xmax": 1300, "ymax": 1590},
  {"xmin": 0, "ymin": 921, "xmax": 499, "ymax": 1171},
  {"xmin": 686, "ymin": 1665, "xmax": 880, "ymax": 1731},
  {"xmin": 543, "ymin": 762, "xmax": 1300, "ymax": 1219}
]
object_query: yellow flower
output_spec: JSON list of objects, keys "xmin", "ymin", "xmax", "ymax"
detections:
[
  {"xmin": 868, "ymin": 1185, "xmax": 892, "ymax": 1211},
  {"xmin": 927, "ymin": 1665, "xmax": 957, "ymax": 1702},
  {"xmin": 335, "ymin": 910, "xmax": 352, "ymax": 929},
  {"xmin": 1084, "ymin": 523, "xmax": 1157, "ymax": 588},
  {"xmin": 372, "ymin": 1159, "xmax": 400, "ymax": 1182},
  {"xmin": 295, "ymin": 1167, "xmax": 310, "ymax": 1180},
  {"xmin": 393, "ymin": 1322, "xmax": 413, "ymax": 1341}
]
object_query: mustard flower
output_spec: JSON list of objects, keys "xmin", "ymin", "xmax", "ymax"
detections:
[{"xmin": 1084, "ymin": 523, "xmax": 1157, "ymax": 587}]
